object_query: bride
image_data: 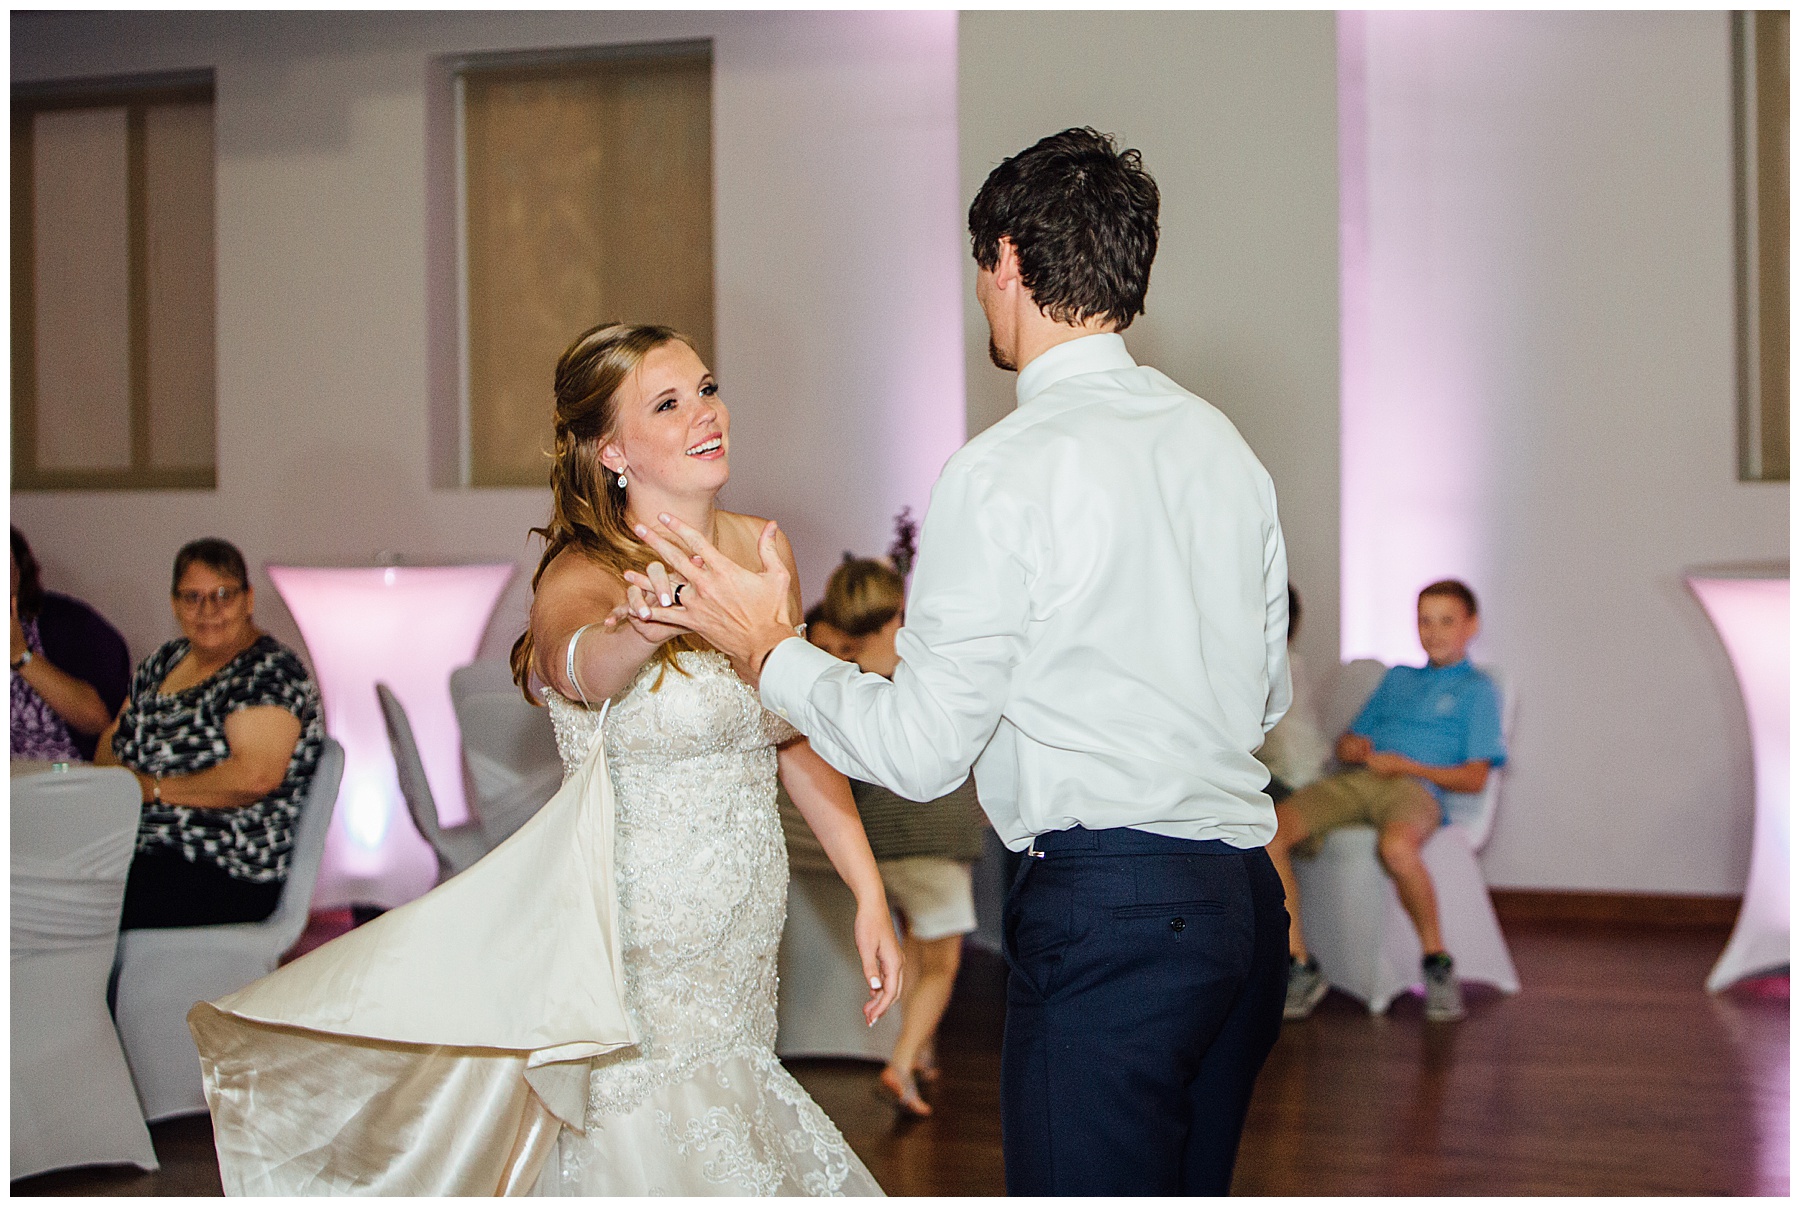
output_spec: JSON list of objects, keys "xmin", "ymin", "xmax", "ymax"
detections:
[
  {"xmin": 515, "ymin": 322, "xmax": 898, "ymax": 1194},
  {"xmin": 188, "ymin": 323, "xmax": 899, "ymax": 1196}
]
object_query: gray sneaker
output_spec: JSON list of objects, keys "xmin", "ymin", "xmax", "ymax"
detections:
[
  {"xmin": 1284, "ymin": 956, "xmax": 1328, "ymax": 1020},
  {"xmin": 1422, "ymin": 953, "xmax": 1465, "ymax": 1021}
]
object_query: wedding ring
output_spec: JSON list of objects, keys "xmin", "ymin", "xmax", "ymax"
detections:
[{"xmin": 672, "ymin": 583, "xmax": 685, "ymax": 606}]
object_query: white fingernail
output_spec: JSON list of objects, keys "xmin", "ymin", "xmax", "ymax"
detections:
[
  {"xmin": 639, "ymin": 607, "xmax": 650, "ymax": 619},
  {"xmin": 661, "ymin": 594, "xmax": 672, "ymax": 607},
  {"xmin": 869, "ymin": 977, "xmax": 882, "ymax": 990}
]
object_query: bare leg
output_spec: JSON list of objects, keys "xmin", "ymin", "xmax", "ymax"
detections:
[
  {"xmin": 916, "ymin": 1041, "xmax": 939, "ymax": 1083},
  {"xmin": 1377, "ymin": 820, "xmax": 1445, "ymax": 954},
  {"xmin": 882, "ymin": 933, "xmax": 963, "ymax": 1117},
  {"xmin": 1265, "ymin": 803, "xmax": 1314, "ymax": 962}
]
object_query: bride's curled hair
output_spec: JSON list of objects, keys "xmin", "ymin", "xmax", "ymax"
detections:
[{"xmin": 509, "ymin": 321, "xmax": 708, "ymax": 702}]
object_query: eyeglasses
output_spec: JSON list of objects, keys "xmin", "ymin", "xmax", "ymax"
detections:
[{"xmin": 173, "ymin": 585, "xmax": 245, "ymax": 610}]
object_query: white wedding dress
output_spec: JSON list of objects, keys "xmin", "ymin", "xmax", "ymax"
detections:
[
  {"xmin": 534, "ymin": 651, "xmax": 879, "ymax": 1195},
  {"xmin": 189, "ymin": 649, "xmax": 879, "ymax": 1196}
]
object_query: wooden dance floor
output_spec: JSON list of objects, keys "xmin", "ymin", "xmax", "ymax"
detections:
[{"xmin": 15, "ymin": 917, "xmax": 1786, "ymax": 1196}]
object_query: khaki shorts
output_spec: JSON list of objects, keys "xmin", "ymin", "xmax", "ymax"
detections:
[
  {"xmin": 877, "ymin": 857, "xmax": 977, "ymax": 942},
  {"xmin": 1282, "ymin": 769, "xmax": 1441, "ymax": 859}
]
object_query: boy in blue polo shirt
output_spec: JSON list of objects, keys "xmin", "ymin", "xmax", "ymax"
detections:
[{"xmin": 1266, "ymin": 579, "xmax": 1506, "ymax": 1023}]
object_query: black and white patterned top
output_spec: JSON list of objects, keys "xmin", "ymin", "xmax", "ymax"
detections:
[{"xmin": 112, "ymin": 634, "xmax": 325, "ymax": 883}]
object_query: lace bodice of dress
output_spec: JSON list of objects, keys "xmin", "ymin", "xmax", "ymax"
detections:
[
  {"xmin": 541, "ymin": 650, "xmax": 803, "ymax": 1115},
  {"xmin": 545, "ymin": 649, "xmax": 798, "ymax": 780},
  {"xmin": 536, "ymin": 652, "xmax": 871, "ymax": 1195}
]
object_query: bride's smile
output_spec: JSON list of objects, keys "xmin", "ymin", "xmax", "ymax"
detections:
[{"xmin": 600, "ymin": 340, "xmax": 731, "ymax": 506}]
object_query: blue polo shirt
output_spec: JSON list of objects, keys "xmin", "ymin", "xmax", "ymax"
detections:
[{"xmin": 1349, "ymin": 659, "xmax": 1506, "ymax": 803}]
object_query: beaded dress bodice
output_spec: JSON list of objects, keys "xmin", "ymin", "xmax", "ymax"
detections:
[{"xmin": 537, "ymin": 650, "xmax": 874, "ymax": 1196}]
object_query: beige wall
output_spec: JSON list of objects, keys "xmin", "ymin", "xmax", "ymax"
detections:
[
  {"xmin": 1343, "ymin": 12, "xmax": 1788, "ymax": 895},
  {"xmin": 15, "ymin": 13, "xmax": 1783, "ymax": 897},
  {"xmin": 11, "ymin": 10, "xmax": 964, "ymax": 669},
  {"xmin": 958, "ymin": 11, "xmax": 1345, "ymax": 684}
]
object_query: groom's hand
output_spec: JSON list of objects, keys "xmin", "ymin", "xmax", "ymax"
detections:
[{"xmin": 626, "ymin": 515, "xmax": 798, "ymax": 687}]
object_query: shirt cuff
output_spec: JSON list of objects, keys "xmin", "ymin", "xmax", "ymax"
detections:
[{"xmin": 759, "ymin": 636, "xmax": 839, "ymax": 729}]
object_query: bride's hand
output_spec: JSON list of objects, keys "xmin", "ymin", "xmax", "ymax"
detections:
[
  {"xmin": 601, "ymin": 576, "xmax": 691, "ymax": 646},
  {"xmin": 854, "ymin": 899, "xmax": 903, "ymax": 1026}
]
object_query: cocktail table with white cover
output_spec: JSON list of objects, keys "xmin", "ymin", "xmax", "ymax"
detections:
[
  {"xmin": 268, "ymin": 564, "xmax": 513, "ymax": 910},
  {"xmin": 1688, "ymin": 566, "xmax": 1788, "ymax": 991}
]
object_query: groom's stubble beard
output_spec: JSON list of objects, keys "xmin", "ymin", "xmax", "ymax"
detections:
[{"xmin": 987, "ymin": 336, "xmax": 1016, "ymax": 373}]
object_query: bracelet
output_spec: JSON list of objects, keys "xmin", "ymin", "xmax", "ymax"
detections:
[{"xmin": 10, "ymin": 649, "xmax": 32, "ymax": 672}]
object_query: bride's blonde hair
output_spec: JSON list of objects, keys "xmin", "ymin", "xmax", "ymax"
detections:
[{"xmin": 510, "ymin": 321, "xmax": 708, "ymax": 702}]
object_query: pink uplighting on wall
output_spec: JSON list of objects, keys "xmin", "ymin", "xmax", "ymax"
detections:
[
  {"xmin": 269, "ymin": 563, "xmax": 513, "ymax": 911},
  {"xmin": 1688, "ymin": 570, "xmax": 1789, "ymax": 991},
  {"xmin": 1337, "ymin": 11, "xmax": 1490, "ymax": 665}
]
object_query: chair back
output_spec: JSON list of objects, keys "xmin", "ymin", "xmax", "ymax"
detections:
[
  {"xmin": 376, "ymin": 684, "xmax": 450, "ymax": 873},
  {"xmin": 11, "ymin": 767, "xmax": 160, "ymax": 1177},
  {"xmin": 1320, "ymin": 658, "xmax": 1388, "ymax": 745},
  {"xmin": 12, "ymin": 768, "xmax": 140, "ymax": 960},
  {"xmin": 455, "ymin": 690, "xmax": 560, "ymax": 782},
  {"xmin": 257, "ymin": 738, "xmax": 343, "ymax": 953},
  {"xmin": 449, "ymin": 657, "xmax": 518, "ymax": 705}
]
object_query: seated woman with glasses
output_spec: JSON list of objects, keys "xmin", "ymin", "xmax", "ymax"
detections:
[{"xmin": 96, "ymin": 538, "xmax": 325, "ymax": 929}]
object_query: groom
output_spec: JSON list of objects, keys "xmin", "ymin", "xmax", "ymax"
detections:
[{"xmin": 631, "ymin": 128, "xmax": 1292, "ymax": 1195}]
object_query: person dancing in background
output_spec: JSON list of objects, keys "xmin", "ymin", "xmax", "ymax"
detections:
[
  {"xmin": 821, "ymin": 551, "xmax": 986, "ymax": 1118},
  {"xmin": 624, "ymin": 128, "xmax": 1293, "ymax": 1195}
]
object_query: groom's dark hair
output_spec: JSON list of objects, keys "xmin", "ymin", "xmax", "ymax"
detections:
[{"xmin": 968, "ymin": 127, "xmax": 1160, "ymax": 331}]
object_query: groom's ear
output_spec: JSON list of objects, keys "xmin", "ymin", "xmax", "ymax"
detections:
[{"xmin": 994, "ymin": 237, "xmax": 1023, "ymax": 291}]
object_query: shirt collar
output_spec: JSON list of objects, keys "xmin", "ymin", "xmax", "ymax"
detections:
[
  {"xmin": 1015, "ymin": 333, "xmax": 1137, "ymax": 406},
  {"xmin": 1425, "ymin": 657, "xmax": 1473, "ymax": 674}
]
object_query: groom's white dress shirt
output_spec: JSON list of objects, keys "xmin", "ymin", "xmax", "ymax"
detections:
[{"xmin": 760, "ymin": 333, "xmax": 1291, "ymax": 851}]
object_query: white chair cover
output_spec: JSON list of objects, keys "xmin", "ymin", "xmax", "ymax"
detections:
[
  {"xmin": 451, "ymin": 660, "xmax": 562, "ymax": 845},
  {"xmin": 1291, "ymin": 661, "xmax": 1521, "ymax": 1013},
  {"xmin": 448, "ymin": 656, "xmax": 516, "ymax": 701},
  {"xmin": 775, "ymin": 871, "xmax": 903, "ymax": 1061},
  {"xmin": 376, "ymin": 684, "xmax": 489, "ymax": 878},
  {"xmin": 771, "ymin": 788, "xmax": 902, "ymax": 1059},
  {"xmin": 112, "ymin": 740, "xmax": 344, "ymax": 1122},
  {"xmin": 12, "ymin": 767, "xmax": 159, "ymax": 1179}
]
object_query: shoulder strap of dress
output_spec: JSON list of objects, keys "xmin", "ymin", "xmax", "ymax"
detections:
[{"xmin": 565, "ymin": 623, "xmax": 596, "ymax": 709}]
